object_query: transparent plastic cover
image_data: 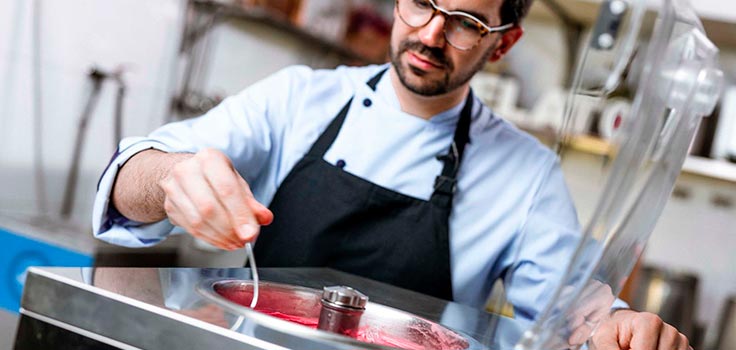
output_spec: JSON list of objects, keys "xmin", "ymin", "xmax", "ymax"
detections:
[{"xmin": 505, "ymin": 0, "xmax": 724, "ymax": 348}]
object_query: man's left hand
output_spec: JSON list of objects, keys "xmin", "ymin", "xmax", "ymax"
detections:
[{"xmin": 590, "ymin": 309, "xmax": 692, "ymax": 350}]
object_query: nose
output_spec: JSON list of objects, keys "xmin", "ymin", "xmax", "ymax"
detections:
[{"xmin": 417, "ymin": 14, "xmax": 446, "ymax": 48}]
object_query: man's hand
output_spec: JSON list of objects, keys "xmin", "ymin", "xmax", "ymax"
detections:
[
  {"xmin": 160, "ymin": 148, "xmax": 273, "ymax": 250},
  {"xmin": 590, "ymin": 309, "xmax": 691, "ymax": 350},
  {"xmin": 567, "ymin": 281, "xmax": 616, "ymax": 346}
]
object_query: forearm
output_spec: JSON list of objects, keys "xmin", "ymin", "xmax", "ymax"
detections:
[{"xmin": 111, "ymin": 149, "xmax": 193, "ymax": 223}]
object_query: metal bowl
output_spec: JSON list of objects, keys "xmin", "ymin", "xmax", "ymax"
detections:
[{"xmin": 197, "ymin": 279, "xmax": 483, "ymax": 350}]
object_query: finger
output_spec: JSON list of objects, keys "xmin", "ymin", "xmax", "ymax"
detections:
[
  {"xmin": 200, "ymin": 156, "xmax": 261, "ymax": 242},
  {"xmin": 165, "ymin": 195, "xmax": 237, "ymax": 250},
  {"xmin": 629, "ymin": 313, "xmax": 664, "ymax": 350},
  {"xmin": 568, "ymin": 322, "xmax": 594, "ymax": 346},
  {"xmin": 568, "ymin": 313, "xmax": 586, "ymax": 330},
  {"xmin": 175, "ymin": 158, "xmax": 242, "ymax": 246},
  {"xmin": 589, "ymin": 318, "xmax": 619, "ymax": 350},
  {"xmin": 657, "ymin": 324, "xmax": 680, "ymax": 350},
  {"xmin": 678, "ymin": 333, "xmax": 690, "ymax": 350},
  {"xmin": 162, "ymin": 176, "xmax": 240, "ymax": 249}
]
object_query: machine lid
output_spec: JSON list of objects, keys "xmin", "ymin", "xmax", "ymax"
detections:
[{"xmin": 322, "ymin": 285, "xmax": 369, "ymax": 310}]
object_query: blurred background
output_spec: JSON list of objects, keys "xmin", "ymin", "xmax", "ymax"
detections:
[{"xmin": 0, "ymin": 0, "xmax": 734, "ymax": 349}]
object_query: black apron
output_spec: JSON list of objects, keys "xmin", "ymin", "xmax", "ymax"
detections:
[{"xmin": 253, "ymin": 69, "xmax": 472, "ymax": 300}]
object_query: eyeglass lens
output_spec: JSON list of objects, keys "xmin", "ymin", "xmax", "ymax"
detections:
[{"xmin": 397, "ymin": 0, "xmax": 484, "ymax": 50}]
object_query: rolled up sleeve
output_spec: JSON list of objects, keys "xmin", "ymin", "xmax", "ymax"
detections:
[
  {"xmin": 92, "ymin": 138, "xmax": 180, "ymax": 247},
  {"xmin": 91, "ymin": 66, "xmax": 310, "ymax": 247}
]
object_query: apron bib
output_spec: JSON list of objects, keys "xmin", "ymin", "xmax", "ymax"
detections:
[{"xmin": 253, "ymin": 69, "xmax": 472, "ymax": 300}]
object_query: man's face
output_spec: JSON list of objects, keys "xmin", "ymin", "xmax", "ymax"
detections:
[{"xmin": 390, "ymin": 0, "xmax": 507, "ymax": 96}]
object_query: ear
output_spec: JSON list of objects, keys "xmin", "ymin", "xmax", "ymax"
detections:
[{"xmin": 488, "ymin": 26, "xmax": 524, "ymax": 62}]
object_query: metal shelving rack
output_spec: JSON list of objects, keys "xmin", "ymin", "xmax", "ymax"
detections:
[{"xmin": 169, "ymin": 0, "xmax": 380, "ymax": 120}]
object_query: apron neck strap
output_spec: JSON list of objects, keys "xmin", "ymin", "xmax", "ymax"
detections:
[
  {"xmin": 431, "ymin": 90, "xmax": 474, "ymax": 208},
  {"xmin": 307, "ymin": 68, "xmax": 389, "ymax": 158},
  {"xmin": 366, "ymin": 68, "xmax": 388, "ymax": 91},
  {"xmin": 307, "ymin": 68, "xmax": 475, "ymax": 210}
]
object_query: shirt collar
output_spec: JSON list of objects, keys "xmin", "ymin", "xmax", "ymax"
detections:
[{"xmin": 373, "ymin": 66, "xmax": 466, "ymax": 126}]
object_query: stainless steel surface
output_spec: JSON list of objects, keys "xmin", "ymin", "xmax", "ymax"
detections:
[
  {"xmin": 318, "ymin": 299, "xmax": 364, "ymax": 336},
  {"xmin": 629, "ymin": 266, "xmax": 699, "ymax": 339},
  {"xmin": 322, "ymin": 286, "xmax": 368, "ymax": 309},
  {"xmin": 19, "ymin": 267, "xmax": 525, "ymax": 350},
  {"xmin": 318, "ymin": 286, "xmax": 368, "ymax": 336}
]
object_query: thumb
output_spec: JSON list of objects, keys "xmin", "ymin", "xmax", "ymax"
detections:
[{"xmin": 235, "ymin": 223, "xmax": 259, "ymax": 242}]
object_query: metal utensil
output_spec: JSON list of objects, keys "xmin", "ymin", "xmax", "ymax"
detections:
[
  {"xmin": 245, "ymin": 242, "xmax": 258, "ymax": 308},
  {"xmin": 230, "ymin": 242, "xmax": 258, "ymax": 331}
]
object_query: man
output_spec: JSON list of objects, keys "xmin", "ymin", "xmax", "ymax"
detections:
[{"xmin": 93, "ymin": 0, "xmax": 690, "ymax": 348}]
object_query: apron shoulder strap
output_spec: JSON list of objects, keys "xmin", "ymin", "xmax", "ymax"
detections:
[
  {"xmin": 307, "ymin": 97, "xmax": 354, "ymax": 157},
  {"xmin": 366, "ymin": 68, "xmax": 388, "ymax": 91},
  {"xmin": 306, "ymin": 68, "xmax": 389, "ymax": 157},
  {"xmin": 431, "ymin": 90, "xmax": 474, "ymax": 208}
]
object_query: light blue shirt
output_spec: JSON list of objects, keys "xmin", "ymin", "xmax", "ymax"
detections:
[{"xmin": 92, "ymin": 64, "xmax": 585, "ymax": 316}]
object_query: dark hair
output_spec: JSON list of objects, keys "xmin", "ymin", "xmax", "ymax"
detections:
[{"xmin": 500, "ymin": 0, "xmax": 534, "ymax": 25}]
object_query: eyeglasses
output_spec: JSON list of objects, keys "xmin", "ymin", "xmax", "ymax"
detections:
[{"xmin": 396, "ymin": 0, "xmax": 513, "ymax": 51}]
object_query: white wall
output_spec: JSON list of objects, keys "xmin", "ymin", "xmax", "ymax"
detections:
[
  {"xmin": 0, "ymin": 0, "xmax": 184, "ymax": 224},
  {"xmin": 646, "ymin": 0, "xmax": 736, "ymax": 23},
  {"xmin": 505, "ymin": 19, "xmax": 569, "ymax": 109},
  {"xmin": 712, "ymin": 48, "xmax": 736, "ymax": 160},
  {"xmin": 202, "ymin": 19, "xmax": 342, "ymax": 97},
  {"xmin": 0, "ymin": 1, "xmax": 325, "ymax": 226}
]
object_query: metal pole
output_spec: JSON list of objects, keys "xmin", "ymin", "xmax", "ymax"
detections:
[{"xmin": 60, "ymin": 68, "xmax": 106, "ymax": 219}]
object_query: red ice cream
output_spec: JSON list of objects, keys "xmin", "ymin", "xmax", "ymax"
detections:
[{"xmin": 215, "ymin": 284, "xmax": 468, "ymax": 350}]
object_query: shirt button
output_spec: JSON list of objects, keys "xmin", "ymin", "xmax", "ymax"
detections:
[
  {"xmin": 362, "ymin": 98, "xmax": 372, "ymax": 107},
  {"xmin": 336, "ymin": 159, "xmax": 346, "ymax": 168}
]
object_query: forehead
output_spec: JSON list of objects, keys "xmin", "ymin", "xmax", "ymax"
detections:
[{"xmin": 435, "ymin": 0, "xmax": 504, "ymax": 19}]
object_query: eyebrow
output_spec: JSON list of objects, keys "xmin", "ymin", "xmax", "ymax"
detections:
[
  {"xmin": 434, "ymin": 0, "xmax": 494, "ymax": 26},
  {"xmin": 459, "ymin": 9, "xmax": 490, "ymax": 25}
]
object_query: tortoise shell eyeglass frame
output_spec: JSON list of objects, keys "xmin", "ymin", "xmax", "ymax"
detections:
[{"xmin": 395, "ymin": 0, "xmax": 514, "ymax": 50}]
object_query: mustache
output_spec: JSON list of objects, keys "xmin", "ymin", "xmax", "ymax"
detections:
[{"xmin": 399, "ymin": 40, "xmax": 451, "ymax": 69}]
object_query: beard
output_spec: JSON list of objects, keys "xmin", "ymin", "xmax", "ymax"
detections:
[{"xmin": 389, "ymin": 39, "xmax": 495, "ymax": 96}]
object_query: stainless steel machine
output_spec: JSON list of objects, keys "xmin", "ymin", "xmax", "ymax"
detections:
[{"xmin": 15, "ymin": 267, "xmax": 525, "ymax": 350}]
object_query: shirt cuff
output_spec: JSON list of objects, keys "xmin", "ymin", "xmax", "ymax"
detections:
[
  {"xmin": 611, "ymin": 297, "xmax": 630, "ymax": 311},
  {"xmin": 91, "ymin": 138, "xmax": 179, "ymax": 247}
]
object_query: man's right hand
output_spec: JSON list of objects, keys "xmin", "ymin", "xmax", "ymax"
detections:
[{"xmin": 159, "ymin": 148, "xmax": 273, "ymax": 250}]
